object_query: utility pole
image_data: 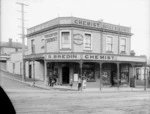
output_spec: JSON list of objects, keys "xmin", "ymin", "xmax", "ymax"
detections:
[{"xmin": 16, "ymin": 2, "xmax": 28, "ymax": 82}]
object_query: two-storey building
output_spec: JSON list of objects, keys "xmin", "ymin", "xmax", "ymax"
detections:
[{"xmin": 24, "ymin": 17, "xmax": 147, "ymax": 87}]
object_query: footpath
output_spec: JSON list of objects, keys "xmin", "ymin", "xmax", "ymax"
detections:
[{"xmin": 1, "ymin": 69, "xmax": 150, "ymax": 92}]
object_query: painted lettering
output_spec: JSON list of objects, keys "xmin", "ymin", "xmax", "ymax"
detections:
[
  {"xmin": 99, "ymin": 56, "xmax": 105, "ymax": 59},
  {"xmin": 85, "ymin": 55, "xmax": 89, "ymax": 59},
  {"xmin": 73, "ymin": 19, "xmax": 130, "ymax": 33}
]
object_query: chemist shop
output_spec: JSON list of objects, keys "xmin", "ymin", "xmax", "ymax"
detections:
[{"xmin": 24, "ymin": 17, "xmax": 147, "ymax": 88}]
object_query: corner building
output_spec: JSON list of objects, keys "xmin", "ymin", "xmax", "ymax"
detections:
[{"xmin": 25, "ymin": 17, "xmax": 147, "ymax": 87}]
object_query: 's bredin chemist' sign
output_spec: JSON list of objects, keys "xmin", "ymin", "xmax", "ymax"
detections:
[
  {"xmin": 46, "ymin": 54, "xmax": 81, "ymax": 60},
  {"xmin": 83, "ymin": 55, "xmax": 116, "ymax": 60},
  {"xmin": 45, "ymin": 54, "xmax": 116, "ymax": 61}
]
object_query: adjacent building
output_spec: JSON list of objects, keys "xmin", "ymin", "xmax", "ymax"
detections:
[
  {"xmin": 0, "ymin": 39, "xmax": 26, "ymax": 70},
  {"xmin": 7, "ymin": 17, "xmax": 149, "ymax": 87}
]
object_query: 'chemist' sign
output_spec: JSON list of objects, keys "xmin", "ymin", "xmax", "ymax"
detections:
[{"xmin": 83, "ymin": 54, "xmax": 116, "ymax": 61}]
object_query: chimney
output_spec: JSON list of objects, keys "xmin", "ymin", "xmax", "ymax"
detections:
[{"xmin": 9, "ymin": 38, "xmax": 12, "ymax": 46}]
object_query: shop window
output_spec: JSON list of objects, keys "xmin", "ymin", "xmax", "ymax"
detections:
[
  {"xmin": 84, "ymin": 33, "xmax": 92, "ymax": 50},
  {"xmin": 31, "ymin": 39, "xmax": 35, "ymax": 53},
  {"xmin": 106, "ymin": 36, "xmax": 113, "ymax": 52},
  {"xmin": 82, "ymin": 63, "xmax": 95, "ymax": 82},
  {"xmin": 41, "ymin": 39, "xmax": 45, "ymax": 49},
  {"xmin": 136, "ymin": 68, "xmax": 141, "ymax": 80},
  {"xmin": 60, "ymin": 31, "xmax": 71, "ymax": 49},
  {"xmin": 120, "ymin": 38, "xmax": 126, "ymax": 53},
  {"xmin": 120, "ymin": 64, "xmax": 129, "ymax": 85}
]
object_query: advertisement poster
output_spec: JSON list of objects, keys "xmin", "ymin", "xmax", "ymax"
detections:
[{"xmin": 74, "ymin": 74, "xmax": 78, "ymax": 81}]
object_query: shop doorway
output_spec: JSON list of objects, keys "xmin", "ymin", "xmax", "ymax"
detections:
[
  {"xmin": 29, "ymin": 64, "xmax": 32, "ymax": 78},
  {"xmin": 110, "ymin": 64, "xmax": 117, "ymax": 86},
  {"xmin": 62, "ymin": 66, "xmax": 69, "ymax": 84}
]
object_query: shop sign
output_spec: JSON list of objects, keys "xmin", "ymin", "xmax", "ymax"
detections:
[
  {"xmin": 83, "ymin": 54, "xmax": 116, "ymax": 61},
  {"xmin": 73, "ymin": 34, "xmax": 83, "ymax": 45},
  {"xmin": 45, "ymin": 54, "xmax": 81, "ymax": 60},
  {"xmin": 45, "ymin": 32, "xmax": 58, "ymax": 43},
  {"xmin": 73, "ymin": 19, "xmax": 130, "ymax": 33}
]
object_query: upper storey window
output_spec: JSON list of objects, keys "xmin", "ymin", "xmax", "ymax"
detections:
[
  {"xmin": 41, "ymin": 39, "xmax": 45, "ymax": 49},
  {"xmin": 106, "ymin": 36, "xmax": 113, "ymax": 52},
  {"xmin": 120, "ymin": 38, "xmax": 126, "ymax": 53},
  {"xmin": 84, "ymin": 33, "xmax": 92, "ymax": 50},
  {"xmin": 31, "ymin": 39, "xmax": 35, "ymax": 53},
  {"xmin": 60, "ymin": 30, "xmax": 71, "ymax": 49}
]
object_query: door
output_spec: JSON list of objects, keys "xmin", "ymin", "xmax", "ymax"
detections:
[
  {"xmin": 62, "ymin": 66, "xmax": 69, "ymax": 84},
  {"xmin": 29, "ymin": 65, "xmax": 32, "ymax": 78}
]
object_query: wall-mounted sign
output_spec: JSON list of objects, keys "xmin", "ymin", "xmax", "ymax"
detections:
[
  {"xmin": 83, "ymin": 54, "xmax": 116, "ymax": 61},
  {"xmin": 73, "ymin": 34, "xmax": 83, "ymax": 45},
  {"xmin": 73, "ymin": 19, "xmax": 130, "ymax": 33},
  {"xmin": 45, "ymin": 32, "xmax": 58, "ymax": 43},
  {"xmin": 74, "ymin": 74, "xmax": 78, "ymax": 81},
  {"xmin": 45, "ymin": 54, "xmax": 116, "ymax": 61},
  {"xmin": 45, "ymin": 54, "xmax": 81, "ymax": 60}
]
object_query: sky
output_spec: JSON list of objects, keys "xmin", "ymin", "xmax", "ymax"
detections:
[{"xmin": 1, "ymin": 0, "xmax": 150, "ymax": 58}]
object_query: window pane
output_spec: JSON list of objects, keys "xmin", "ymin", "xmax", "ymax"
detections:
[
  {"xmin": 107, "ymin": 37, "xmax": 112, "ymax": 43},
  {"xmin": 62, "ymin": 32, "xmax": 69, "ymax": 44},
  {"xmin": 84, "ymin": 33, "xmax": 91, "ymax": 50},
  {"xmin": 120, "ymin": 39, "xmax": 126, "ymax": 52},
  {"xmin": 31, "ymin": 39, "xmax": 35, "ymax": 53},
  {"xmin": 61, "ymin": 31, "xmax": 71, "ymax": 49},
  {"xmin": 106, "ymin": 36, "xmax": 113, "ymax": 51},
  {"xmin": 121, "ymin": 46, "xmax": 125, "ymax": 51},
  {"xmin": 121, "ymin": 39, "xmax": 126, "ymax": 45}
]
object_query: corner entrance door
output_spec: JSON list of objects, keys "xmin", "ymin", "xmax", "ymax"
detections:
[
  {"xmin": 62, "ymin": 66, "xmax": 69, "ymax": 84},
  {"xmin": 29, "ymin": 65, "xmax": 32, "ymax": 78}
]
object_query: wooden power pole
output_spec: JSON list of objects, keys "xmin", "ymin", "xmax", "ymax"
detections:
[{"xmin": 16, "ymin": 2, "xmax": 28, "ymax": 82}]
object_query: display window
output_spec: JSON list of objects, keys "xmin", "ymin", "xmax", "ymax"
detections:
[
  {"xmin": 102, "ymin": 70, "xmax": 111, "ymax": 85},
  {"xmin": 82, "ymin": 63, "xmax": 95, "ymax": 82},
  {"xmin": 120, "ymin": 64, "xmax": 129, "ymax": 85}
]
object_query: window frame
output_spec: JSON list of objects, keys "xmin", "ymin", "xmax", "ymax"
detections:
[
  {"xmin": 41, "ymin": 38, "xmax": 45, "ymax": 49},
  {"xmin": 60, "ymin": 30, "xmax": 71, "ymax": 50},
  {"xmin": 83, "ymin": 32, "xmax": 92, "ymax": 51},
  {"xmin": 120, "ymin": 38, "xmax": 126, "ymax": 53},
  {"xmin": 31, "ymin": 39, "xmax": 35, "ymax": 53},
  {"xmin": 106, "ymin": 35, "xmax": 113, "ymax": 52}
]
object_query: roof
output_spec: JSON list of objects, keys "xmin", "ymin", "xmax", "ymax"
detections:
[
  {"xmin": 0, "ymin": 41, "xmax": 27, "ymax": 49},
  {"xmin": 27, "ymin": 17, "xmax": 132, "ymax": 37}
]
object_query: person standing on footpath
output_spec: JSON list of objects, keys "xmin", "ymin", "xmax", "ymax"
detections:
[
  {"xmin": 53, "ymin": 71, "xmax": 58, "ymax": 85},
  {"xmin": 49, "ymin": 71, "xmax": 53, "ymax": 87},
  {"xmin": 82, "ymin": 77, "xmax": 87, "ymax": 89},
  {"xmin": 70, "ymin": 79, "xmax": 73, "ymax": 88},
  {"xmin": 78, "ymin": 77, "xmax": 82, "ymax": 91}
]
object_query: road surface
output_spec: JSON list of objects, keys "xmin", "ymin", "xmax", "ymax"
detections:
[{"xmin": 1, "ymin": 75, "xmax": 150, "ymax": 114}]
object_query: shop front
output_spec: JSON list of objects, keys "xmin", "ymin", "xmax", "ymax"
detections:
[{"xmin": 24, "ymin": 53, "xmax": 146, "ymax": 88}]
